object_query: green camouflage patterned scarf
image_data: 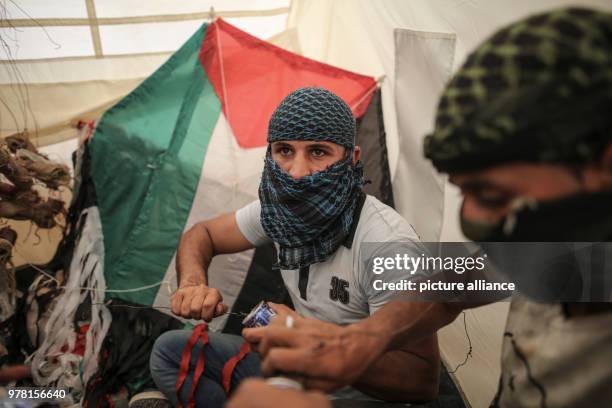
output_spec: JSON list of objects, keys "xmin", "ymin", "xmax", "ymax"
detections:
[{"xmin": 424, "ymin": 7, "xmax": 612, "ymax": 173}]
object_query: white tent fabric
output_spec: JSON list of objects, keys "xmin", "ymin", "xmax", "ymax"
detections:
[
  {"xmin": 6, "ymin": 1, "xmax": 612, "ymax": 407},
  {"xmin": 393, "ymin": 28, "xmax": 510, "ymax": 407},
  {"xmin": 1, "ymin": 0, "xmax": 290, "ymax": 59},
  {"xmin": 393, "ymin": 28, "xmax": 455, "ymax": 242}
]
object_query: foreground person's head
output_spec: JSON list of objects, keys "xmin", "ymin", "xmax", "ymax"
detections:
[{"xmin": 424, "ymin": 7, "xmax": 612, "ymax": 241}]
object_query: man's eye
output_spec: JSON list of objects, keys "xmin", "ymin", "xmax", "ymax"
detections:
[
  {"xmin": 311, "ymin": 149, "xmax": 325, "ymax": 157},
  {"xmin": 278, "ymin": 147, "xmax": 292, "ymax": 156}
]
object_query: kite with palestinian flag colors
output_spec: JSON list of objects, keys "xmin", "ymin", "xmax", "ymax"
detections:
[
  {"xmin": 90, "ymin": 18, "xmax": 378, "ymax": 315},
  {"xmin": 24, "ymin": 19, "xmax": 392, "ymax": 405}
]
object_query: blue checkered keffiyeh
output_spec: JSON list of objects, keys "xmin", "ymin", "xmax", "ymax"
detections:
[
  {"xmin": 260, "ymin": 87, "xmax": 363, "ymax": 269},
  {"xmin": 268, "ymin": 87, "xmax": 356, "ymax": 148},
  {"xmin": 259, "ymin": 153, "xmax": 364, "ymax": 269}
]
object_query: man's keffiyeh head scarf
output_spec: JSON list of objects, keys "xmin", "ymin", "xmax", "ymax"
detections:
[
  {"xmin": 268, "ymin": 87, "xmax": 356, "ymax": 147},
  {"xmin": 259, "ymin": 87, "xmax": 364, "ymax": 269},
  {"xmin": 424, "ymin": 7, "xmax": 612, "ymax": 173}
]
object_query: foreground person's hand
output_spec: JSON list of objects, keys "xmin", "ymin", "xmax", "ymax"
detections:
[
  {"xmin": 227, "ymin": 378, "xmax": 330, "ymax": 408},
  {"xmin": 170, "ymin": 283, "xmax": 228, "ymax": 321},
  {"xmin": 243, "ymin": 317, "xmax": 388, "ymax": 392},
  {"xmin": 0, "ymin": 364, "xmax": 30, "ymax": 384}
]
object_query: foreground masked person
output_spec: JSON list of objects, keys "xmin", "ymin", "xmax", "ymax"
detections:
[
  {"xmin": 148, "ymin": 87, "xmax": 440, "ymax": 407},
  {"xmin": 232, "ymin": 7, "xmax": 612, "ymax": 408}
]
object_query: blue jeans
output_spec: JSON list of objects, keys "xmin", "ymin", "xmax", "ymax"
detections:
[{"xmin": 150, "ymin": 330, "xmax": 261, "ymax": 407}]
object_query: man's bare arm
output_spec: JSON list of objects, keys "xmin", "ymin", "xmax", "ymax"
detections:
[
  {"xmin": 172, "ymin": 212, "xmax": 254, "ymax": 320},
  {"xmin": 352, "ymin": 301, "xmax": 481, "ymax": 352},
  {"xmin": 353, "ymin": 334, "xmax": 440, "ymax": 402},
  {"xmin": 176, "ymin": 212, "xmax": 253, "ymax": 286},
  {"xmin": 247, "ymin": 300, "xmax": 487, "ymax": 392}
]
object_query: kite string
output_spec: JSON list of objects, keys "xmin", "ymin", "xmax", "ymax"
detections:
[
  {"xmin": 447, "ymin": 311, "xmax": 473, "ymax": 374},
  {"xmin": 13, "ymin": 246, "xmax": 249, "ymax": 318},
  {"xmin": 215, "ymin": 20, "xmax": 230, "ymax": 123},
  {"xmin": 350, "ymin": 82, "xmax": 378, "ymax": 112},
  {"xmin": 89, "ymin": 302, "xmax": 248, "ymax": 318},
  {"xmin": 12, "ymin": 245, "xmax": 174, "ymax": 294}
]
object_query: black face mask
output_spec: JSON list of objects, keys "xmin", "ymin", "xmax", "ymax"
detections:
[
  {"xmin": 461, "ymin": 191, "xmax": 612, "ymax": 242},
  {"xmin": 461, "ymin": 191, "xmax": 612, "ymax": 302}
]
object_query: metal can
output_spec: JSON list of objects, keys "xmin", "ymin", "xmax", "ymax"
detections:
[{"xmin": 242, "ymin": 301, "xmax": 277, "ymax": 328}]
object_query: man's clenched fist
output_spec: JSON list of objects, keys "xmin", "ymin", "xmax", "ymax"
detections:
[{"xmin": 171, "ymin": 284, "xmax": 228, "ymax": 321}]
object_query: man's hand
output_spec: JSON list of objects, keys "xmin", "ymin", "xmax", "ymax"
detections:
[
  {"xmin": 243, "ymin": 317, "xmax": 388, "ymax": 392},
  {"xmin": 245, "ymin": 303, "xmax": 300, "ymax": 353},
  {"xmin": 268, "ymin": 302, "xmax": 299, "ymax": 320},
  {"xmin": 174, "ymin": 213, "xmax": 254, "ymax": 320},
  {"xmin": 170, "ymin": 283, "xmax": 228, "ymax": 321},
  {"xmin": 227, "ymin": 379, "xmax": 330, "ymax": 408}
]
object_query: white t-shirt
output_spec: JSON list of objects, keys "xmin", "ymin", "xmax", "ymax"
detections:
[{"xmin": 235, "ymin": 194, "xmax": 427, "ymax": 400}]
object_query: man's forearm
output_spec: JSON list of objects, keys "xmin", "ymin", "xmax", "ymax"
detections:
[
  {"xmin": 353, "ymin": 337, "xmax": 440, "ymax": 402},
  {"xmin": 176, "ymin": 222, "xmax": 214, "ymax": 287},
  {"xmin": 352, "ymin": 301, "xmax": 469, "ymax": 352},
  {"xmin": 346, "ymin": 302, "xmax": 467, "ymax": 401},
  {"xmin": 251, "ymin": 301, "xmax": 485, "ymax": 394}
]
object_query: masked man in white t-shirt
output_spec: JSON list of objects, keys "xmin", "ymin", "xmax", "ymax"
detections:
[{"xmin": 148, "ymin": 87, "xmax": 439, "ymax": 408}]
